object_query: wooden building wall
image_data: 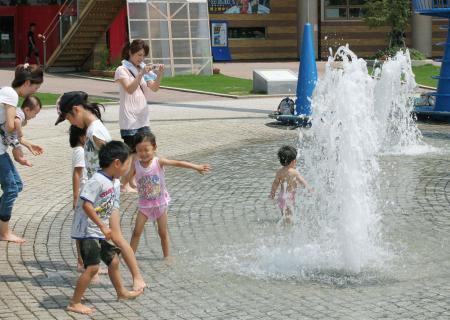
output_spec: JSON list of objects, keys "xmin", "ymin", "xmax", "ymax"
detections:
[
  {"xmin": 319, "ymin": 21, "xmax": 412, "ymax": 59},
  {"xmin": 432, "ymin": 19, "xmax": 447, "ymax": 58},
  {"xmin": 209, "ymin": 0, "xmax": 298, "ymax": 60}
]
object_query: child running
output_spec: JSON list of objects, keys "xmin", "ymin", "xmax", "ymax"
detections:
[
  {"xmin": 67, "ymin": 141, "xmax": 142, "ymax": 315},
  {"xmin": 129, "ymin": 132, "xmax": 210, "ymax": 259},
  {"xmin": 69, "ymin": 125, "xmax": 88, "ymax": 272},
  {"xmin": 55, "ymin": 91, "xmax": 147, "ymax": 292},
  {"xmin": 0, "ymin": 95, "xmax": 43, "ymax": 167},
  {"xmin": 270, "ymin": 145, "xmax": 312, "ymax": 223}
]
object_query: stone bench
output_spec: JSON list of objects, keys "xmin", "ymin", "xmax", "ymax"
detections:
[{"xmin": 253, "ymin": 69, "xmax": 298, "ymax": 95}]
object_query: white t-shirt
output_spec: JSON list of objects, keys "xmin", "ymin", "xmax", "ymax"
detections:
[
  {"xmin": 72, "ymin": 146, "xmax": 88, "ymax": 190},
  {"xmin": 0, "ymin": 87, "xmax": 19, "ymax": 155},
  {"xmin": 114, "ymin": 65, "xmax": 151, "ymax": 131},
  {"xmin": 71, "ymin": 171, "xmax": 120, "ymax": 239},
  {"xmin": 85, "ymin": 119, "xmax": 111, "ymax": 178}
]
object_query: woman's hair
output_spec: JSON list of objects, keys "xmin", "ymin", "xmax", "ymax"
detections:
[
  {"xmin": 121, "ymin": 39, "xmax": 149, "ymax": 61},
  {"xmin": 21, "ymin": 95, "xmax": 42, "ymax": 110},
  {"xmin": 12, "ymin": 64, "xmax": 44, "ymax": 88},
  {"xmin": 69, "ymin": 125, "xmax": 86, "ymax": 148},
  {"xmin": 99, "ymin": 140, "xmax": 130, "ymax": 169},
  {"xmin": 134, "ymin": 131, "xmax": 156, "ymax": 147},
  {"xmin": 278, "ymin": 145, "xmax": 297, "ymax": 166},
  {"xmin": 55, "ymin": 91, "xmax": 105, "ymax": 125}
]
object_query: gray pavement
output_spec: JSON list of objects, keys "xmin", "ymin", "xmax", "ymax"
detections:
[{"xmin": 0, "ymin": 69, "xmax": 450, "ymax": 319}]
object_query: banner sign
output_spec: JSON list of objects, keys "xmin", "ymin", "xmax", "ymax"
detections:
[{"xmin": 208, "ymin": 0, "xmax": 270, "ymax": 14}]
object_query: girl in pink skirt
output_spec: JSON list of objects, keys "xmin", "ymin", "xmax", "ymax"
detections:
[{"xmin": 129, "ymin": 132, "xmax": 210, "ymax": 259}]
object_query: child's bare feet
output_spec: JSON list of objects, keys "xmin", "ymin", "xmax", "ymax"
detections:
[
  {"xmin": 67, "ymin": 302, "xmax": 95, "ymax": 315},
  {"xmin": 117, "ymin": 289, "xmax": 143, "ymax": 301},
  {"xmin": 132, "ymin": 277, "xmax": 147, "ymax": 292},
  {"xmin": 0, "ymin": 232, "xmax": 25, "ymax": 243}
]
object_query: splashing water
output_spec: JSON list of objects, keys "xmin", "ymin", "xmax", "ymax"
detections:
[{"xmin": 217, "ymin": 47, "xmax": 428, "ymax": 281}]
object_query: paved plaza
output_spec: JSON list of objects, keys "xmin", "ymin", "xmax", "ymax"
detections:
[{"xmin": 1, "ymin": 71, "xmax": 450, "ymax": 319}]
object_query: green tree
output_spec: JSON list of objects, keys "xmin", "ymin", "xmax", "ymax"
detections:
[{"xmin": 364, "ymin": 0, "xmax": 412, "ymax": 48}]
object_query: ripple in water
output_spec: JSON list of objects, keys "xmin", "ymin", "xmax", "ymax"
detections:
[{"xmin": 216, "ymin": 47, "xmax": 431, "ymax": 283}]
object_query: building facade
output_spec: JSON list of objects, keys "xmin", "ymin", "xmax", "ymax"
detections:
[{"xmin": 0, "ymin": 0, "xmax": 445, "ymax": 67}]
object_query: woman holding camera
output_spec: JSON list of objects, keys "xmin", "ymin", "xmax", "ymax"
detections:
[{"xmin": 114, "ymin": 39, "xmax": 164, "ymax": 192}]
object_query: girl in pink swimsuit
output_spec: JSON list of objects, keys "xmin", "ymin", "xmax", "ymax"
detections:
[
  {"xmin": 129, "ymin": 132, "xmax": 210, "ymax": 259},
  {"xmin": 270, "ymin": 145, "xmax": 313, "ymax": 223}
]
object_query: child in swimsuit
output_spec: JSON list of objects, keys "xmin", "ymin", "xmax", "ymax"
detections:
[
  {"xmin": 128, "ymin": 131, "xmax": 210, "ymax": 259},
  {"xmin": 270, "ymin": 145, "xmax": 313, "ymax": 223}
]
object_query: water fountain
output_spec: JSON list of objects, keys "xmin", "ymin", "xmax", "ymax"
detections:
[{"xmin": 226, "ymin": 45, "xmax": 427, "ymax": 282}]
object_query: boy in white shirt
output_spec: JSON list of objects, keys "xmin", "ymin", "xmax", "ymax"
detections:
[{"xmin": 68, "ymin": 141, "xmax": 143, "ymax": 315}]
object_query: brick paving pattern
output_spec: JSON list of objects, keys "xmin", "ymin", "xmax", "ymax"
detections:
[{"xmin": 0, "ymin": 80, "xmax": 450, "ymax": 319}]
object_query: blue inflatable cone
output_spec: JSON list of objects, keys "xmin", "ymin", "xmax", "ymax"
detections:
[{"xmin": 296, "ymin": 23, "xmax": 317, "ymax": 117}]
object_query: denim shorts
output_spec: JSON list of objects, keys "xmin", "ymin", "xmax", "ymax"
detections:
[{"xmin": 120, "ymin": 126, "xmax": 151, "ymax": 153}]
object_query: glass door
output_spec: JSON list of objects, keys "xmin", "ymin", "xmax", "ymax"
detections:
[{"xmin": 0, "ymin": 16, "xmax": 15, "ymax": 62}]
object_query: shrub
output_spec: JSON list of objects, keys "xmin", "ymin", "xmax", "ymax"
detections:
[{"xmin": 373, "ymin": 47, "xmax": 426, "ymax": 60}]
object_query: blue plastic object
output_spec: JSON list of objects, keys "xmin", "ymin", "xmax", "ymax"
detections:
[
  {"xmin": 295, "ymin": 23, "xmax": 317, "ymax": 116},
  {"xmin": 413, "ymin": 0, "xmax": 450, "ymax": 120}
]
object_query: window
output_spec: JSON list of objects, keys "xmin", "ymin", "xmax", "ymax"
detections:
[
  {"xmin": 324, "ymin": 0, "xmax": 366, "ymax": 20},
  {"xmin": 228, "ymin": 27, "xmax": 266, "ymax": 39}
]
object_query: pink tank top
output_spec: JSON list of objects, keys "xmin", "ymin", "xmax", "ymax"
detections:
[{"xmin": 135, "ymin": 157, "xmax": 170, "ymax": 208}]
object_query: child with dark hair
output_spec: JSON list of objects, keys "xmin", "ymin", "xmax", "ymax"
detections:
[
  {"xmin": 55, "ymin": 91, "xmax": 147, "ymax": 292},
  {"xmin": 68, "ymin": 140, "xmax": 142, "ymax": 315},
  {"xmin": 69, "ymin": 125, "xmax": 87, "ymax": 272},
  {"xmin": 128, "ymin": 131, "xmax": 210, "ymax": 259},
  {"xmin": 70, "ymin": 125, "xmax": 87, "ymax": 209},
  {"xmin": 0, "ymin": 95, "xmax": 43, "ymax": 167},
  {"xmin": 270, "ymin": 145, "xmax": 313, "ymax": 223}
]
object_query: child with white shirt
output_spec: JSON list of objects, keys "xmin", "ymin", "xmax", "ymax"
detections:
[
  {"xmin": 67, "ymin": 141, "xmax": 142, "ymax": 315},
  {"xmin": 69, "ymin": 125, "xmax": 87, "ymax": 272}
]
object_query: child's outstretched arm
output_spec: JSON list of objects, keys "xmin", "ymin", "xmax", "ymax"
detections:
[
  {"xmin": 82, "ymin": 201, "xmax": 111, "ymax": 240},
  {"xmin": 19, "ymin": 137, "xmax": 43, "ymax": 156},
  {"xmin": 12, "ymin": 146, "xmax": 32, "ymax": 167},
  {"xmin": 159, "ymin": 157, "xmax": 211, "ymax": 174},
  {"xmin": 270, "ymin": 172, "xmax": 281, "ymax": 199}
]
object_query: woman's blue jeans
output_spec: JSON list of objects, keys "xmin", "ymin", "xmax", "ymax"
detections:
[{"xmin": 0, "ymin": 153, "xmax": 23, "ymax": 222}]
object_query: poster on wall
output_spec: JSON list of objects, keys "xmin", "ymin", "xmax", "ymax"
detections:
[
  {"xmin": 211, "ymin": 21, "xmax": 228, "ymax": 47},
  {"xmin": 208, "ymin": 0, "xmax": 270, "ymax": 14},
  {"xmin": 210, "ymin": 20, "xmax": 231, "ymax": 61}
]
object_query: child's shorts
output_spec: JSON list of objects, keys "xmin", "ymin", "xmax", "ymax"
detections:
[
  {"xmin": 79, "ymin": 239, "xmax": 121, "ymax": 268},
  {"xmin": 139, "ymin": 205, "xmax": 168, "ymax": 222}
]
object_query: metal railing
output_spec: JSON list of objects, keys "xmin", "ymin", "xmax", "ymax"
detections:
[
  {"xmin": 413, "ymin": 0, "xmax": 450, "ymax": 11},
  {"xmin": 40, "ymin": 0, "xmax": 79, "ymax": 70}
]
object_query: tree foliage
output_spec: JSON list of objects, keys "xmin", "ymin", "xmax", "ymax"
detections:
[{"xmin": 364, "ymin": 0, "xmax": 412, "ymax": 48}]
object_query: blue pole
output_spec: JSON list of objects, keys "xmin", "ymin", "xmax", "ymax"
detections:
[{"xmin": 295, "ymin": 23, "xmax": 317, "ymax": 116}]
